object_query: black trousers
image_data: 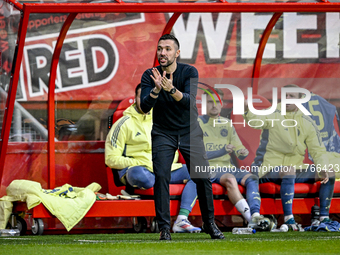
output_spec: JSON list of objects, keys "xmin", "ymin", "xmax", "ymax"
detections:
[{"xmin": 151, "ymin": 124, "xmax": 215, "ymax": 230}]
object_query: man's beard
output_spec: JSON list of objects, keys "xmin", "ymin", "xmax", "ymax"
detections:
[{"xmin": 159, "ymin": 57, "xmax": 175, "ymax": 68}]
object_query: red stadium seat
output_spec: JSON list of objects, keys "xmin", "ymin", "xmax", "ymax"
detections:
[
  {"xmin": 108, "ymin": 96, "xmax": 135, "ymax": 129},
  {"xmin": 334, "ymin": 181, "xmax": 340, "ymax": 197},
  {"xmin": 107, "ymin": 96, "xmax": 135, "ymax": 195},
  {"xmin": 113, "ymin": 96, "xmax": 135, "ymax": 118},
  {"xmin": 259, "ymin": 182, "xmax": 320, "ymax": 199},
  {"xmin": 231, "ymin": 94, "xmax": 272, "ymax": 168}
]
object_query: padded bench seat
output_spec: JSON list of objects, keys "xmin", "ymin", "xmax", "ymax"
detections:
[
  {"xmin": 108, "ymin": 166, "xmax": 340, "ymax": 201},
  {"xmin": 136, "ymin": 182, "xmax": 340, "ymax": 200},
  {"xmin": 260, "ymin": 181, "xmax": 340, "ymax": 199},
  {"xmin": 133, "ymin": 184, "xmax": 185, "ymax": 200},
  {"xmin": 334, "ymin": 181, "xmax": 340, "ymax": 197},
  {"xmin": 259, "ymin": 183, "xmax": 320, "ymax": 199},
  {"xmin": 211, "ymin": 183, "xmax": 246, "ymax": 199},
  {"xmin": 134, "ymin": 183, "xmax": 246, "ymax": 200}
]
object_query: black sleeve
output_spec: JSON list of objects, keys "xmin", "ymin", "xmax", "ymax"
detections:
[
  {"xmin": 140, "ymin": 69, "xmax": 157, "ymax": 114},
  {"xmin": 177, "ymin": 66, "xmax": 198, "ymax": 110}
]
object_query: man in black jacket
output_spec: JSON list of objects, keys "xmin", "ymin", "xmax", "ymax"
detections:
[{"xmin": 140, "ymin": 34, "xmax": 225, "ymax": 240}]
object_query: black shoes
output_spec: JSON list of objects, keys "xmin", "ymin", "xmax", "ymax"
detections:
[
  {"xmin": 202, "ymin": 222, "xmax": 225, "ymax": 239},
  {"xmin": 159, "ymin": 228, "xmax": 172, "ymax": 240},
  {"xmin": 159, "ymin": 223, "xmax": 224, "ymax": 240}
]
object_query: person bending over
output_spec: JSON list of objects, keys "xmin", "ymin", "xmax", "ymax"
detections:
[
  {"xmin": 140, "ymin": 34, "xmax": 224, "ymax": 240},
  {"xmin": 105, "ymin": 84, "xmax": 201, "ymax": 234}
]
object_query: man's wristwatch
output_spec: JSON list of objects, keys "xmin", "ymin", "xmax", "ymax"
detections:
[
  {"xmin": 150, "ymin": 88, "xmax": 159, "ymax": 96},
  {"xmin": 168, "ymin": 88, "xmax": 177, "ymax": 95}
]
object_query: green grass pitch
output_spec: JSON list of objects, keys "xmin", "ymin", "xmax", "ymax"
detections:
[{"xmin": 1, "ymin": 231, "xmax": 340, "ymax": 255}]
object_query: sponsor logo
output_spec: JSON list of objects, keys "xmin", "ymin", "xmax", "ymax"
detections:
[{"xmin": 285, "ymin": 199, "xmax": 293, "ymax": 204}]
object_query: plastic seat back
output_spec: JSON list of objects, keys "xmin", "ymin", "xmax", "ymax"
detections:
[
  {"xmin": 108, "ymin": 96, "xmax": 135, "ymax": 129},
  {"xmin": 107, "ymin": 96, "xmax": 135, "ymax": 195},
  {"xmin": 230, "ymin": 94, "xmax": 272, "ymax": 168}
]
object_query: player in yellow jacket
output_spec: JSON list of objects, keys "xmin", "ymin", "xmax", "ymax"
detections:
[
  {"xmin": 244, "ymin": 85, "xmax": 335, "ymax": 230},
  {"xmin": 105, "ymin": 84, "xmax": 201, "ymax": 233},
  {"xmin": 198, "ymin": 88, "xmax": 274, "ymax": 231}
]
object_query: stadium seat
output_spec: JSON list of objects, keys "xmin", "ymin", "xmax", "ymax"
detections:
[
  {"xmin": 231, "ymin": 94, "xmax": 272, "ymax": 168},
  {"xmin": 259, "ymin": 182, "xmax": 320, "ymax": 199},
  {"xmin": 106, "ymin": 166, "xmax": 124, "ymax": 196},
  {"xmin": 108, "ymin": 96, "xmax": 135, "ymax": 130},
  {"xmin": 334, "ymin": 181, "xmax": 340, "ymax": 198}
]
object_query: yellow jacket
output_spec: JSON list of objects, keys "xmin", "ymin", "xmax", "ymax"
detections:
[
  {"xmin": 244, "ymin": 103, "xmax": 329, "ymax": 177},
  {"xmin": 105, "ymin": 104, "xmax": 182, "ymax": 172},
  {"xmin": 0, "ymin": 180, "xmax": 100, "ymax": 231},
  {"xmin": 198, "ymin": 115, "xmax": 247, "ymax": 168}
]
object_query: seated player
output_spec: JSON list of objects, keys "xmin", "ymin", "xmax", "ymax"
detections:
[
  {"xmin": 301, "ymin": 90, "xmax": 340, "ymax": 180},
  {"xmin": 198, "ymin": 88, "xmax": 274, "ymax": 230},
  {"xmin": 244, "ymin": 84, "xmax": 335, "ymax": 231}
]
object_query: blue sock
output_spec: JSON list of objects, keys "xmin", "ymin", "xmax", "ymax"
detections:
[
  {"xmin": 178, "ymin": 179, "xmax": 197, "ymax": 212},
  {"xmin": 281, "ymin": 175, "xmax": 295, "ymax": 216},
  {"xmin": 245, "ymin": 175, "xmax": 261, "ymax": 215},
  {"xmin": 319, "ymin": 175, "xmax": 335, "ymax": 216}
]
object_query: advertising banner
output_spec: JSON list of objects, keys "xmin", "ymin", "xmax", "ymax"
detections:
[{"xmin": 1, "ymin": 11, "xmax": 339, "ymax": 103}]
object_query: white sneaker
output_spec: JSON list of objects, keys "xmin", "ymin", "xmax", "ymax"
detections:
[
  {"xmin": 172, "ymin": 219, "xmax": 201, "ymax": 233},
  {"xmin": 248, "ymin": 215, "xmax": 275, "ymax": 231}
]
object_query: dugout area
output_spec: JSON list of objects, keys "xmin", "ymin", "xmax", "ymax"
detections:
[{"xmin": 1, "ymin": 0, "xmax": 340, "ymax": 234}]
